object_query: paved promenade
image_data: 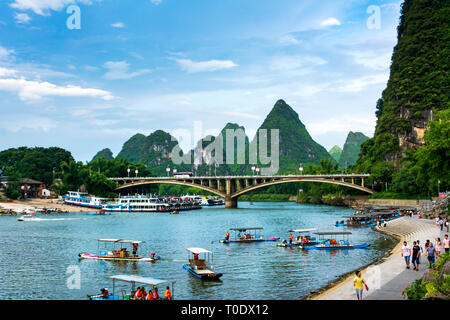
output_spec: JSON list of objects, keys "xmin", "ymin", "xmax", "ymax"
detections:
[{"xmin": 313, "ymin": 216, "xmax": 445, "ymax": 300}]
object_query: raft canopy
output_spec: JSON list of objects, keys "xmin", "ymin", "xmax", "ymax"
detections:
[
  {"xmin": 229, "ymin": 227, "xmax": 263, "ymax": 231},
  {"xmin": 288, "ymin": 228, "xmax": 316, "ymax": 233},
  {"xmin": 314, "ymin": 232, "xmax": 352, "ymax": 235},
  {"xmin": 97, "ymin": 239, "xmax": 143, "ymax": 244},
  {"xmin": 108, "ymin": 274, "xmax": 175, "ymax": 286},
  {"xmin": 186, "ymin": 247, "xmax": 212, "ymax": 254}
]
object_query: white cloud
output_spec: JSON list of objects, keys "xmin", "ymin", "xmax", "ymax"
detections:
[
  {"xmin": 111, "ymin": 22, "xmax": 125, "ymax": 28},
  {"xmin": 0, "ymin": 46, "xmax": 14, "ymax": 60},
  {"xmin": 336, "ymin": 74, "xmax": 388, "ymax": 93},
  {"xmin": 10, "ymin": 0, "xmax": 97, "ymax": 16},
  {"xmin": 14, "ymin": 12, "xmax": 32, "ymax": 24},
  {"xmin": 348, "ymin": 50, "xmax": 392, "ymax": 71},
  {"xmin": 279, "ymin": 34, "xmax": 301, "ymax": 45},
  {"xmin": 307, "ymin": 115, "xmax": 376, "ymax": 136},
  {"xmin": 320, "ymin": 17, "xmax": 341, "ymax": 27},
  {"xmin": 1, "ymin": 116, "xmax": 57, "ymax": 132},
  {"xmin": 174, "ymin": 58, "xmax": 238, "ymax": 73},
  {"xmin": 150, "ymin": 0, "xmax": 162, "ymax": 5},
  {"xmin": 0, "ymin": 77, "xmax": 114, "ymax": 101},
  {"xmin": 84, "ymin": 65, "xmax": 99, "ymax": 72},
  {"xmin": 0, "ymin": 67, "xmax": 17, "ymax": 77},
  {"xmin": 103, "ymin": 61, "xmax": 151, "ymax": 80}
]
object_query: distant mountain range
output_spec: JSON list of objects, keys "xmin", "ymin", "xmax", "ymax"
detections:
[{"xmin": 93, "ymin": 99, "xmax": 369, "ymax": 175}]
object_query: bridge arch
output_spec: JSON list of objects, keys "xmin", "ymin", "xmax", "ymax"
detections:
[
  {"xmin": 232, "ymin": 178, "xmax": 374, "ymax": 198},
  {"xmin": 115, "ymin": 179, "xmax": 226, "ymax": 198}
]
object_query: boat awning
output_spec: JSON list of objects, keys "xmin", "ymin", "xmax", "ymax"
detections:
[
  {"xmin": 117, "ymin": 240, "xmax": 143, "ymax": 244},
  {"xmin": 230, "ymin": 227, "xmax": 263, "ymax": 231},
  {"xmin": 98, "ymin": 238, "xmax": 121, "ymax": 242},
  {"xmin": 315, "ymin": 232, "xmax": 352, "ymax": 235},
  {"xmin": 108, "ymin": 274, "xmax": 175, "ymax": 286},
  {"xmin": 186, "ymin": 247, "xmax": 212, "ymax": 254},
  {"xmin": 288, "ymin": 228, "xmax": 316, "ymax": 233}
]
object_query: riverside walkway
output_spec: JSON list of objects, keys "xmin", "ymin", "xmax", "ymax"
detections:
[{"xmin": 312, "ymin": 216, "xmax": 443, "ymax": 300}]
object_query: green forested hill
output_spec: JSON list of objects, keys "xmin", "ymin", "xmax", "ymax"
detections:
[
  {"xmin": 116, "ymin": 133, "xmax": 147, "ymax": 163},
  {"xmin": 356, "ymin": 0, "xmax": 449, "ymax": 194},
  {"xmin": 252, "ymin": 99, "xmax": 332, "ymax": 173},
  {"xmin": 339, "ymin": 132, "xmax": 369, "ymax": 167},
  {"xmin": 92, "ymin": 148, "xmax": 114, "ymax": 161},
  {"xmin": 328, "ymin": 146, "xmax": 342, "ymax": 163}
]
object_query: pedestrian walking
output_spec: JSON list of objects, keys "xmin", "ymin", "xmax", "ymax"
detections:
[
  {"xmin": 439, "ymin": 218, "xmax": 444, "ymax": 231},
  {"xmin": 353, "ymin": 270, "xmax": 368, "ymax": 300},
  {"xmin": 445, "ymin": 218, "xmax": 449, "ymax": 232},
  {"xmin": 426, "ymin": 243, "xmax": 436, "ymax": 268},
  {"xmin": 443, "ymin": 234, "xmax": 449, "ymax": 253},
  {"xmin": 412, "ymin": 241, "xmax": 421, "ymax": 271},
  {"xmin": 435, "ymin": 238, "xmax": 442, "ymax": 258},
  {"xmin": 401, "ymin": 241, "xmax": 411, "ymax": 269}
]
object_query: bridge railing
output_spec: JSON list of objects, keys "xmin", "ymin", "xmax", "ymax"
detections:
[{"xmin": 109, "ymin": 174, "xmax": 370, "ymax": 180}]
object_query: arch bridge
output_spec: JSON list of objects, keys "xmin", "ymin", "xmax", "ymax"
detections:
[{"xmin": 110, "ymin": 174, "xmax": 373, "ymax": 208}]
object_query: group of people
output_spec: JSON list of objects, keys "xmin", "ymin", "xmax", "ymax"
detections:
[
  {"xmin": 401, "ymin": 234, "xmax": 449, "ymax": 270},
  {"xmin": 133, "ymin": 286, "xmax": 172, "ymax": 300},
  {"xmin": 435, "ymin": 216, "xmax": 449, "ymax": 232}
]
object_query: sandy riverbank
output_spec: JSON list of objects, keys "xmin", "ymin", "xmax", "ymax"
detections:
[
  {"xmin": 305, "ymin": 216, "xmax": 441, "ymax": 300},
  {"xmin": 0, "ymin": 198, "xmax": 98, "ymax": 213}
]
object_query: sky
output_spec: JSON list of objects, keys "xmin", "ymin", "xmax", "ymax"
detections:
[{"xmin": 0, "ymin": 0, "xmax": 402, "ymax": 162}]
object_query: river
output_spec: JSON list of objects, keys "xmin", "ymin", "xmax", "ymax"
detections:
[{"xmin": 0, "ymin": 201, "xmax": 396, "ymax": 300}]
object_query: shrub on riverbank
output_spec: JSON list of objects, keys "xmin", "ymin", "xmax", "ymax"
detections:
[
  {"xmin": 403, "ymin": 252, "xmax": 450, "ymax": 300},
  {"xmin": 239, "ymin": 194, "xmax": 292, "ymax": 202},
  {"xmin": 369, "ymin": 192, "xmax": 427, "ymax": 200}
]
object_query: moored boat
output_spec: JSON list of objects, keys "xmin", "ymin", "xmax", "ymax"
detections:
[
  {"xmin": 303, "ymin": 232, "xmax": 369, "ymax": 250},
  {"xmin": 63, "ymin": 191, "xmax": 107, "ymax": 209}
]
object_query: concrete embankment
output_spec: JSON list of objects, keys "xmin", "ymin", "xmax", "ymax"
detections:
[{"xmin": 307, "ymin": 216, "xmax": 441, "ymax": 300}]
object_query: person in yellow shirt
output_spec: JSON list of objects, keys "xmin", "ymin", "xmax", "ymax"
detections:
[{"xmin": 353, "ymin": 270, "xmax": 366, "ymax": 300}]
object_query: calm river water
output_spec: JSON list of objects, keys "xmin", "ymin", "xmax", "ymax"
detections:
[{"xmin": 0, "ymin": 201, "xmax": 396, "ymax": 300}]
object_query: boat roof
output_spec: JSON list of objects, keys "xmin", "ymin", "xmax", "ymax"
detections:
[
  {"xmin": 288, "ymin": 228, "xmax": 316, "ymax": 233},
  {"xmin": 108, "ymin": 274, "xmax": 175, "ymax": 286},
  {"xmin": 230, "ymin": 227, "xmax": 263, "ymax": 231},
  {"xmin": 315, "ymin": 231, "xmax": 352, "ymax": 235},
  {"xmin": 97, "ymin": 239, "xmax": 143, "ymax": 244},
  {"xmin": 186, "ymin": 247, "xmax": 212, "ymax": 254}
]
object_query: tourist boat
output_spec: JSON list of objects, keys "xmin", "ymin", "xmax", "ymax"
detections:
[
  {"xmin": 78, "ymin": 239, "xmax": 160, "ymax": 262},
  {"xmin": 63, "ymin": 191, "xmax": 107, "ymax": 209},
  {"xmin": 277, "ymin": 228, "xmax": 320, "ymax": 247},
  {"xmin": 220, "ymin": 227, "xmax": 280, "ymax": 244},
  {"xmin": 102, "ymin": 195, "xmax": 172, "ymax": 213},
  {"xmin": 88, "ymin": 274, "xmax": 175, "ymax": 300},
  {"xmin": 335, "ymin": 215, "xmax": 376, "ymax": 227},
  {"xmin": 170, "ymin": 210, "xmax": 179, "ymax": 215},
  {"xmin": 303, "ymin": 232, "xmax": 369, "ymax": 250},
  {"xmin": 17, "ymin": 215, "xmax": 33, "ymax": 221},
  {"xmin": 183, "ymin": 248, "xmax": 223, "ymax": 280}
]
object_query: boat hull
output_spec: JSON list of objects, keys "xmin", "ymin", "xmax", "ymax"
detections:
[
  {"xmin": 303, "ymin": 243, "xmax": 370, "ymax": 250},
  {"xmin": 183, "ymin": 264, "xmax": 223, "ymax": 280},
  {"xmin": 277, "ymin": 241, "xmax": 320, "ymax": 248},
  {"xmin": 79, "ymin": 253, "xmax": 155, "ymax": 262}
]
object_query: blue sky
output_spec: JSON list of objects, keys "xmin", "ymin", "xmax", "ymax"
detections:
[{"xmin": 0, "ymin": 0, "xmax": 402, "ymax": 162}]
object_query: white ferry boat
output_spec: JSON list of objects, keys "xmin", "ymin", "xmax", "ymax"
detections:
[
  {"xmin": 102, "ymin": 195, "xmax": 171, "ymax": 213},
  {"xmin": 63, "ymin": 191, "xmax": 107, "ymax": 209}
]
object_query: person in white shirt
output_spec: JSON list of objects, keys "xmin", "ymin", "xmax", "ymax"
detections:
[
  {"xmin": 443, "ymin": 234, "xmax": 449, "ymax": 253},
  {"xmin": 401, "ymin": 241, "xmax": 411, "ymax": 269}
]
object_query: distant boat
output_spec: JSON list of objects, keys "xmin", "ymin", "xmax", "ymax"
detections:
[
  {"xmin": 303, "ymin": 232, "xmax": 369, "ymax": 250},
  {"xmin": 79, "ymin": 239, "xmax": 159, "ymax": 262},
  {"xmin": 63, "ymin": 191, "xmax": 106, "ymax": 209},
  {"xmin": 277, "ymin": 228, "xmax": 321, "ymax": 247}
]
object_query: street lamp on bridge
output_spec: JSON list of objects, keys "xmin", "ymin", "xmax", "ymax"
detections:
[{"xmin": 166, "ymin": 168, "xmax": 170, "ymax": 177}]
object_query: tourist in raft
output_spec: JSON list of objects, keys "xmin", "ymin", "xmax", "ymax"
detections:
[
  {"xmin": 153, "ymin": 287, "xmax": 159, "ymax": 300},
  {"xmin": 132, "ymin": 242, "xmax": 138, "ymax": 257},
  {"xmin": 225, "ymin": 231, "xmax": 230, "ymax": 241},
  {"xmin": 443, "ymin": 235, "xmax": 449, "ymax": 253},
  {"xmin": 401, "ymin": 241, "xmax": 411, "ymax": 269},
  {"xmin": 412, "ymin": 241, "xmax": 421, "ymax": 271},
  {"xmin": 164, "ymin": 286, "xmax": 172, "ymax": 300},
  {"xmin": 426, "ymin": 243, "xmax": 436, "ymax": 268},
  {"xmin": 146, "ymin": 289, "xmax": 154, "ymax": 300},
  {"xmin": 353, "ymin": 270, "xmax": 367, "ymax": 300},
  {"xmin": 289, "ymin": 233, "xmax": 293, "ymax": 245}
]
